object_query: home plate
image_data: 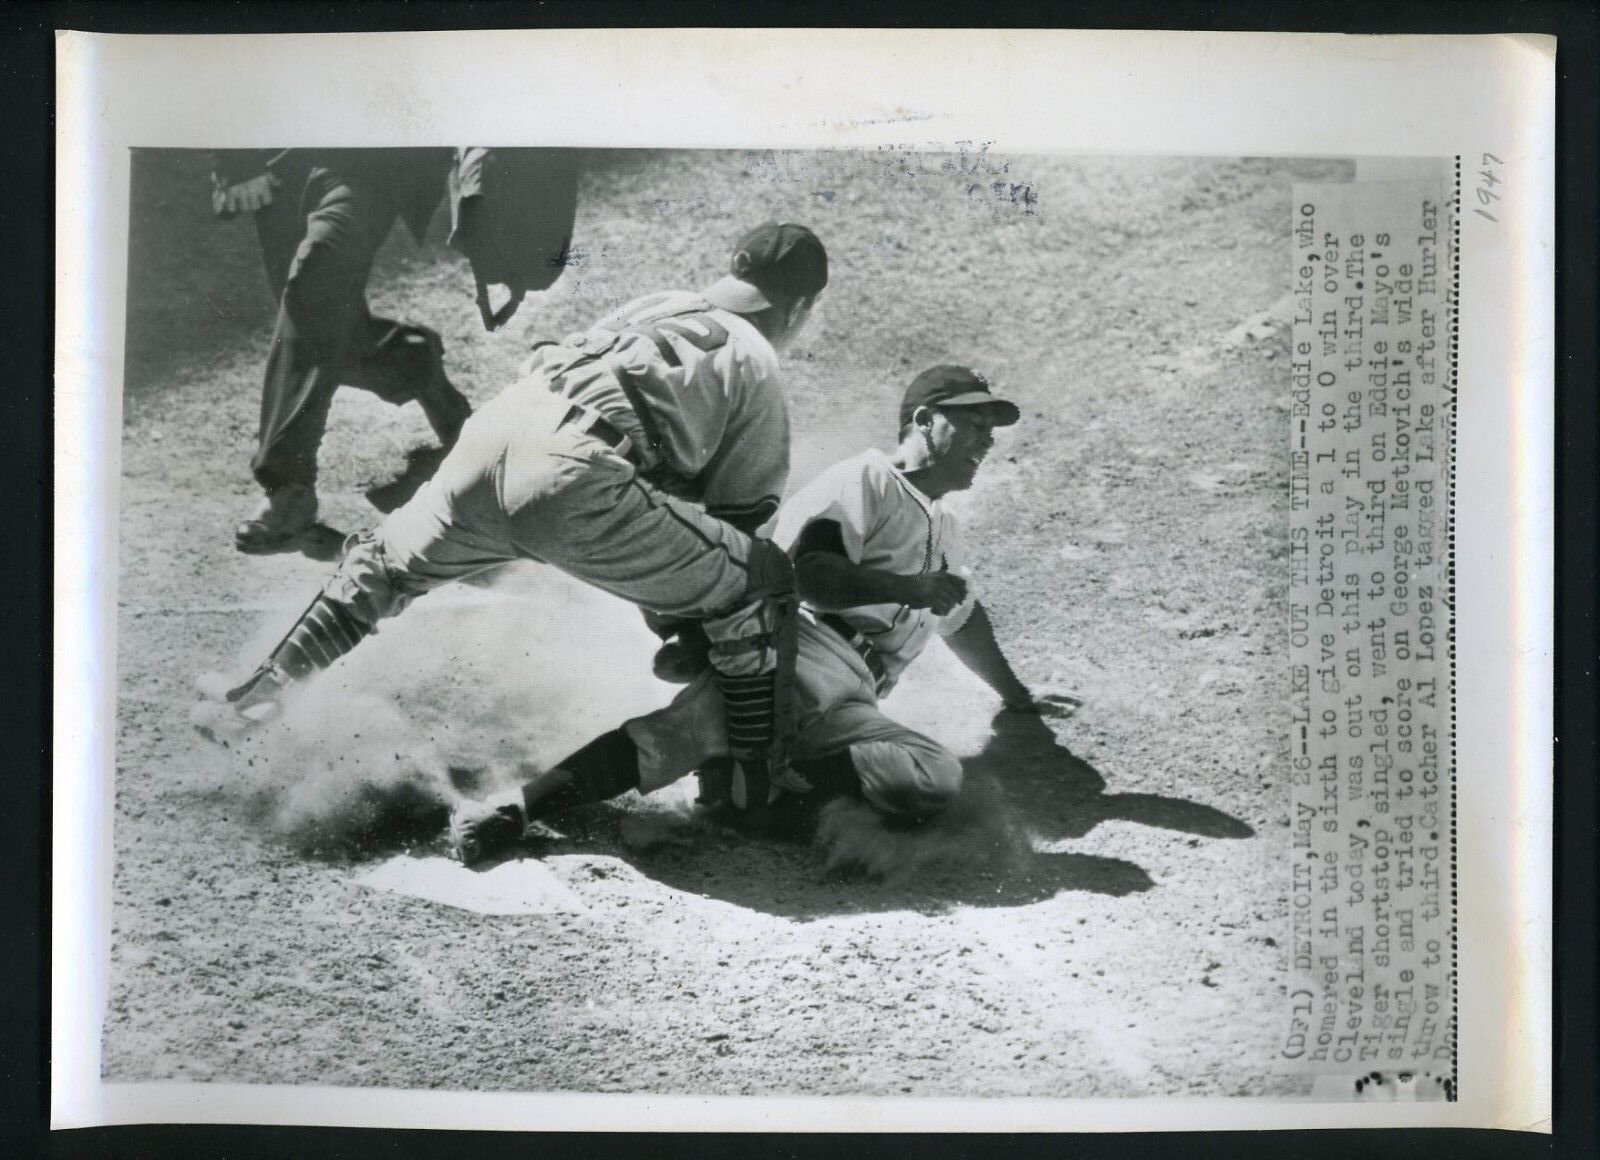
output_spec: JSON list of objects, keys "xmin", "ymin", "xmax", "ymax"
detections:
[{"xmin": 355, "ymin": 855, "xmax": 587, "ymax": 916}]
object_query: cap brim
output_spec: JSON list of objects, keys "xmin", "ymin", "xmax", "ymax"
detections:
[
  {"xmin": 702, "ymin": 275, "xmax": 773, "ymax": 314},
  {"xmin": 935, "ymin": 391, "xmax": 1022, "ymax": 427}
]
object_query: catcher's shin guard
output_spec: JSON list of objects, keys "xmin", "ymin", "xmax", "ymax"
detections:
[
  {"xmin": 706, "ymin": 541, "xmax": 800, "ymax": 810},
  {"xmin": 210, "ymin": 593, "xmax": 372, "ymax": 726},
  {"xmin": 718, "ymin": 670, "xmax": 781, "ymax": 810}
]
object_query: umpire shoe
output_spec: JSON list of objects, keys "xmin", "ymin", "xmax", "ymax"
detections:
[
  {"xmin": 414, "ymin": 330, "xmax": 472, "ymax": 450},
  {"xmin": 235, "ymin": 482, "xmax": 318, "ymax": 554},
  {"xmin": 449, "ymin": 788, "xmax": 528, "ymax": 867}
]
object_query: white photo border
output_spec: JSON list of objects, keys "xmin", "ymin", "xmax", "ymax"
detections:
[{"xmin": 53, "ymin": 28, "xmax": 1554, "ymax": 1133}]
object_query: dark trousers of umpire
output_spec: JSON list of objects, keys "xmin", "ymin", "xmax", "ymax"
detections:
[{"xmin": 250, "ymin": 164, "xmax": 442, "ymax": 491}]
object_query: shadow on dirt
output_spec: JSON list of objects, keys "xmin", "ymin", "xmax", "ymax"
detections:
[
  {"xmin": 287, "ymin": 710, "xmax": 1253, "ymax": 918},
  {"xmin": 979, "ymin": 709, "xmax": 1255, "ymax": 844},
  {"xmin": 577, "ymin": 708, "xmax": 1254, "ymax": 921},
  {"xmin": 613, "ymin": 826, "xmax": 1158, "ymax": 921},
  {"xmin": 364, "ymin": 445, "xmax": 448, "ymax": 514}
]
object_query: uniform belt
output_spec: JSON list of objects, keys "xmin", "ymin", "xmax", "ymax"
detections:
[
  {"xmin": 559, "ymin": 404, "xmax": 638, "ymax": 464},
  {"xmin": 817, "ymin": 612, "xmax": 889, "ymax": 691}
]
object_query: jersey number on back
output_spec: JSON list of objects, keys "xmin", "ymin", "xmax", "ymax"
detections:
[{"xmin": 643, "ymin": 314, "xmax": 729, "ymax": 365}]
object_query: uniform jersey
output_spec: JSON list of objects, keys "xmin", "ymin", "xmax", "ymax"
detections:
[
  {"xmin": 772, "ymin": 448, "xmax": 976, "ymax": 685},
  {"xmin": 525, "ymin": 291, "xmax": 788, "ymax": 531}
]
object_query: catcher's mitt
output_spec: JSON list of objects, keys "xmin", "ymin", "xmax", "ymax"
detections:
[{"xmin": 651, "ymin": 622, "xmax": 712, "ymax": 683}]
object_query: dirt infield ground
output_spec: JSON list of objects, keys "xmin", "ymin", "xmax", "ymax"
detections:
[{"xmin": 107, "ymin": 148, "xmax": 1349, "ymax": 1098}]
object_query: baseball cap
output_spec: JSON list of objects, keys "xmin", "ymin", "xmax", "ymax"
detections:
[
  {"xmin": 703, "ymin": 221, "xmax": 829, "ymax": 314},
  {"xmin": 899, "ymin": 365, "xmax": 1021, "ymax": 429}
]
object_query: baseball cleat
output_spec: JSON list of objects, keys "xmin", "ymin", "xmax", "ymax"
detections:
[
  {"xmin": 191, "ymin": 666, "xmax": 289, "ymax": 746},
  {"xmin": 235, "ymin": 482, "xmax": 318, "ymax": 554},
  {"xmin": 189, "ymin": 696, "xmax": 278, "ymax": 746},
  {"xmin": 448, "ymin": 788, "xmax": 528, "ymax": 867}
]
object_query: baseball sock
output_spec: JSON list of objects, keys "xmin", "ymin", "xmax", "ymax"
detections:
[
  {"xmin": 226, "ymin": 594, "xmax": 372, "ymax": 708},
  {"xmin": 790, "ymin": 750, "xmax": 865, "ymax": 800},
  {"xmin": 523, "ymin": 729, "xmax": 642, "ymax": 820}
]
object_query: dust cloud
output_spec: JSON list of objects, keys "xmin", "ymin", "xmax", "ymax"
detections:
[
  {"xmin": 203, "ymin": 563, "xmax": 1024, "ymax": 870},
  {"xmin": 207, "ymin": 566, "xmax": 673, "ymax": 855}
]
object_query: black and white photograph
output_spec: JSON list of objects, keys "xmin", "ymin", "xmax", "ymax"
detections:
[{"xmin": 52, "ymin": 29, "xmax": 1553, "ymax": 1133}]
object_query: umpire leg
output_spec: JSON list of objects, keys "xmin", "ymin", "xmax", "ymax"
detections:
[
  {"xmin": 239, "ymin": 168, "xmax": 467, "ymax": 551},
  {"xmin": 251, "ymin": 170, "xmax": 399, "ymax": 492},
  {"xmin": 249, "ymin": 178, "xmax": 303, "ymax": 305}
]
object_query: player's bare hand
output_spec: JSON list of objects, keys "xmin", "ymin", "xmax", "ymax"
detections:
[
  {"xmin": 214, "ymin": 173, "xmax": 279, "ymax": 217},
  {"xmin": 1003, "ymin": 690, "xmax": 1084, "ymax": 719},
  {"xmin": 900, "ymin": 572, "xmax": 968, "ymax": 615}
]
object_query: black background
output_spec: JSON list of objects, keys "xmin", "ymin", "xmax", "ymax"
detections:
[{"xmin": 4, "ymin": 2, "xmax": 1595, "ymax": 1157}]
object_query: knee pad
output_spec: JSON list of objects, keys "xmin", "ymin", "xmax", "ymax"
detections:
[
  {"xmin": 321, "ymin": 530, "xmax": 414, "ymax": 625},
  {"xmin": 704, "ymin": 599, "xmax": 786, "ymax": 677},
  {"xmin": 703, "ymin": 539, "xmax": 797, "ymax": 678}
]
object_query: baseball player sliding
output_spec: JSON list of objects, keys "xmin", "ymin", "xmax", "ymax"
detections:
[
  {"xmin": 449, "ymin": 365, "xmax": 1080, "ymax": 865},
  {"xmin": 195, "ymin": 221, "xmax": 830, "ymax": 795}
]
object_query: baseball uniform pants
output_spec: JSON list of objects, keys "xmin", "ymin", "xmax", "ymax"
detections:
[
  {"xmin": 319, "ymin": 381, "xmax": 788, "ymax": 661},
  {"xmin": 252, "ymin": 164, "xmax": 444, "ymax": 490},
  {"xmin": 626, "ymin": 617, "xmax": 964, "ymax": 820}
]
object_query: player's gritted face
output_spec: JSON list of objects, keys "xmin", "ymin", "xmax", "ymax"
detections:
[{"xmin": 924, "ymin": 405, "xmax": 997, "ymax": 491}]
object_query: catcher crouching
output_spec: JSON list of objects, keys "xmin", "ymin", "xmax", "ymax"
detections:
[
  {"xmin": 450, "ymin": 365, "xmax": 1080, "ymax": 866},
  {"xmin": 195, "ymin": 221, "xmax": 831, "ymax": 809}
]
